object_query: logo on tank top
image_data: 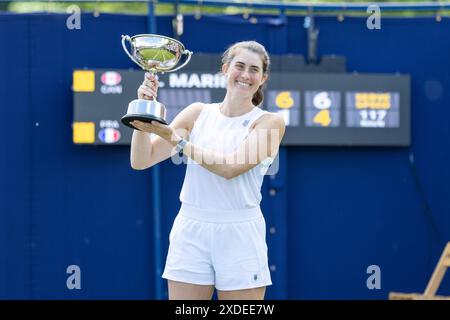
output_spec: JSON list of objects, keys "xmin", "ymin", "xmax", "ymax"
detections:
[{"xmin": 242, "ymin": 119, "xmax": 250, "ymax": 127}]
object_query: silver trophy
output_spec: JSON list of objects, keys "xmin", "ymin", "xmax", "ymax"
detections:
[{"xmin": 121, "ymin": 34, "xmax": 192, "ymax": 127}]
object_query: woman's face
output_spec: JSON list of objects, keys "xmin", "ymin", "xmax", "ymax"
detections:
[{"xmin": 222, "ymin": 48, "xmax": 267, "ymax": 98}]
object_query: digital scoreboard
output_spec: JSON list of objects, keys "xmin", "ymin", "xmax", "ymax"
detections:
[
  {"xmin": 263, "ymin": 73, "xmax": 409, "ymax": 146},
  {"xmin": 72, "ymin": 66, "xmax": 410, "ymax": 146}
]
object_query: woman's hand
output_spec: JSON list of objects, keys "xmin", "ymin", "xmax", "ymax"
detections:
[
  {"xmin": 130, "ymin": 120, "xmax": 180, "ymax": 146},
  {"xmin": 137, "ymin": 72, "xmax": 159, "ymax": 100}
]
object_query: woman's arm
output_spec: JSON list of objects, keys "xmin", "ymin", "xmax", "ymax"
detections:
[
  {"xmin": 181, "ymin": 113, "xmax": 285, "ymax": 179},
  {"xmin": 130, "ymin": 102, "xmax": 204, "ymax": 170},
  {"xmin": 139, "ymin": 112, "xmax": 286, "ymax": 179}
]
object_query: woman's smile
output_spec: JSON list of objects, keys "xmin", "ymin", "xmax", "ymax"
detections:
[{"xmin": 235, "ymin": 80, "xmax": 252, "ymax": 88}]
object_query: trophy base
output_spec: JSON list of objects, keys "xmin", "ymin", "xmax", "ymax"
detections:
[
  {"xmin": 121, "ymin": 99, "xmax": 168, "ymax": 129},
  {"xmin": 121, "ymin": 114, "xmax": 168, "ymax": 129}
]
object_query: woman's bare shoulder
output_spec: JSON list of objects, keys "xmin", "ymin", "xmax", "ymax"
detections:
[
  {"xmin": 253, "ymin": 110, "xmax": 286, "ymax": 130},
  {"xmin": 186, "ymin": 102, "xmax": 207, "ymax": 115},
  {"xmin": 170, "ymin": 102, "xmax": 208, "ymax": 132},
  {"xmin": 183, "ymin": 102, "xmax": 208, "ymax": 123}
]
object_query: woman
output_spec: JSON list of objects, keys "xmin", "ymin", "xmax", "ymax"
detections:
[{"xmin": 130, "ymin": 41, "xmax": 285, "ymax": 300}]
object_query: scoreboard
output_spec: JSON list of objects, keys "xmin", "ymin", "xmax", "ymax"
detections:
[
  {"xmin": 264, "ymin": 72, "xmax": 409, "ymax": 146},
  {"xmin": 72, "ymin": 68, "xmax": 410, "ymax": 146}
]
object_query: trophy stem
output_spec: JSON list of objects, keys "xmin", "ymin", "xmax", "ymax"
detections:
[{"xmin": 148, "ymin": 68, "xmax": 157, "ymax": 102}]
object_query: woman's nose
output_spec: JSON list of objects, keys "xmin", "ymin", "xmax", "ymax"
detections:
[{"xmin": 240, "ymin": 69, "xmax": 251, "ymax": 79}]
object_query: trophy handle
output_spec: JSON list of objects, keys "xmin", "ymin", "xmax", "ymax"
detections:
[
  {"xmin": 121, "ymin": 35, "xmax": 146, "ymax": 70},
  {"xmin": 168, "ymin": 50, "xmax": 193, "ymax": 73}
]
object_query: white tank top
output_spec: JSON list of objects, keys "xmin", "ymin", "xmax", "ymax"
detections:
[{"xmin": 179, "ymin": 103, "xmax": 274, "ymax": 210}]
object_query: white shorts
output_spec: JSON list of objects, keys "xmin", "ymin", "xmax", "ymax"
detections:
[{"xmin": 162, "ymin": 203, "xmax": 272, "ymax": 291}]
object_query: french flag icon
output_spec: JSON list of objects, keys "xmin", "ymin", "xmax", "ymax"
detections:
[{"xmin": 98, "ymin": 128, "xmax": 121, "ymax": 144}]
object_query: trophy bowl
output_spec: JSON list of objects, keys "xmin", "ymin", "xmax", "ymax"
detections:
[{"xmin": 120, "ymin": 34, "xmax": 192, "ymax": 128}]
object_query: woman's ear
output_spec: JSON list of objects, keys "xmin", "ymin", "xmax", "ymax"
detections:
[
  {"xmin": 260, "ymin": 73, "xmax": 268, "ymax": 86},
  {"xmin": 221, "ymin": 63, "xmax": 228, "ymax": 75}
]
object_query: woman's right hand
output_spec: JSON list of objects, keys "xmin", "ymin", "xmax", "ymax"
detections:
[{"xmin": 137, "ymin": 72, "xmax": 159, "ymax": 100}]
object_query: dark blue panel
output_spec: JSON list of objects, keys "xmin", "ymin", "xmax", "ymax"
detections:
[
  {"xmin": 27, "ymin": 14, "xmax": 155, "ymax": 299},
  {"xmin": 287, "ymin": 148, "xmax": 431, "ymax": 298},
  {"xmin": 0, "ymin": 16, "xmax": 32, "ymax": 299}
]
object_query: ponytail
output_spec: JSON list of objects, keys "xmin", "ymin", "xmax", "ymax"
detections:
[{"xmin": 252, "ymin": 85, "xmax": 264, "ymax": 106}]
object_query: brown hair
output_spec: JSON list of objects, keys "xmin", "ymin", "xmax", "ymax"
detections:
[{"xmin": 221, "ymin": 41, "xmax": 270, "ymax": 106}]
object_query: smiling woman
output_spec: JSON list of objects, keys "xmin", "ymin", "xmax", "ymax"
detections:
[
  {"xmin": 220, "ymin": 41, "xmax": 271, "ymax": 110},
  {"xmin": 130, "ymin": 40, "xmax": 285, "ymax": 300}
]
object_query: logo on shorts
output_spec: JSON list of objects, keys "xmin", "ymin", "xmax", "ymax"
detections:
[{"xmin": 253, "ymin": 274, "xmax": 258, "ymax": 281}]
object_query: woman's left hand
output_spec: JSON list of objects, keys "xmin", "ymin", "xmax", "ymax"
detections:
[{"xmin": 131, "ymin": 120, "xmax": 178, "ymax": 145}]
